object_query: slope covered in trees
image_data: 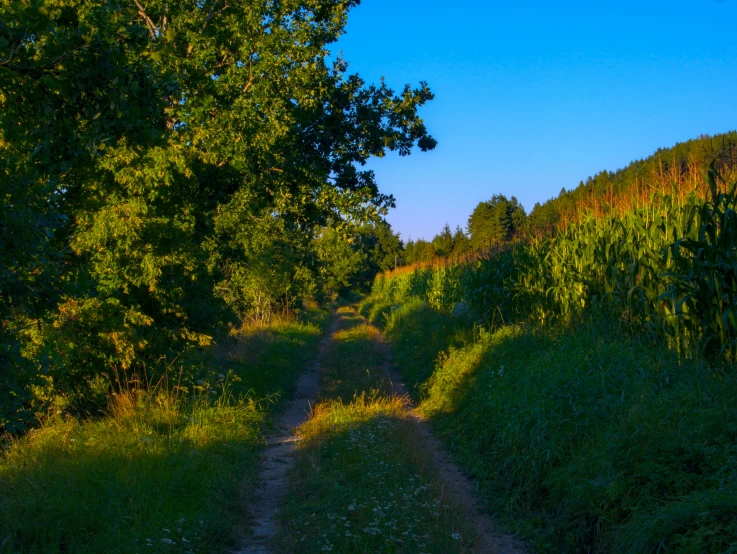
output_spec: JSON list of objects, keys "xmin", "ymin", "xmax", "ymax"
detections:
[
  {"xmin": 405, "ymin": 131, "xmax": 737, "ymax": 264},
  {"xmin": 527, "ymin": 130, "xmax": 737, "ymax": 232}
]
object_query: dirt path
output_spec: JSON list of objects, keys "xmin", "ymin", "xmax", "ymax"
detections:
[
  {"xmin": 236, "ymin": 321, "xmax": 336, "ymax": 554},
  {"xmin": 378, "ymin": 335, "xmax": 527, "ymax": 554},
  {"xmin": 237, "ymin": 308, "xmax": 524, "ymax": 553}
]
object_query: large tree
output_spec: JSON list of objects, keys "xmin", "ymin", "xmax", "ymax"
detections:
[
  {"xmin": 316, "ymin": 219, "xmax": 402, "ymax": 295},
  {"xmin": 0, "ymin": 0, "xmax": 435, "ymax": 428}
]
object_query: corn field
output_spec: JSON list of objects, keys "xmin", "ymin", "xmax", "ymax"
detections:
[{"xmin": 374, "ymin": 166, "xmax": 737, "ymax": 361}]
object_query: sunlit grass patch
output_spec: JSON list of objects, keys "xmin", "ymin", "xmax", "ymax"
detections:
[
  {"xmin": 299, "ymin": 392, "xmax": 407, "ymax": 444},
  {"xmin": 320, "ymin": 322, "xmax": 391, "ymax": 403},
  {"xmin": 332, "ymin": 322, "xmax": 381, "ymax": 344},
  {"xmin": 1, "ymin": 394, "xmax": 262, "ymax": 554},
  {"xmin": 383, "ymin": 298, "xmax": 474, "ymax": 401},
  {"xmin": 377, "ymin": 297, "xmax": 737, "ymax": 552},
  {"xmin": 357, "ymin": 295, "xmax": 397, "ymax": 328},
  {"xmin": 222, "ymin": 319, "xmax": 325, "ymax": 402},
  {"xmin": 278, "ymin": 395, "xmax": 473, "ymax": 553}
]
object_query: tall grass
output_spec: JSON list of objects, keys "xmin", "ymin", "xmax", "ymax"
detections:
[
  {"xmin": 371, "ymin": 301, "xmax": 737, "ymax": 552},
  {"xmin": 0, "ymin": 315, "xmax": 327, "ymax": 553},
  {"xmin": 276, "ymin": 307, "xmax": 474, "ymax": 553}
]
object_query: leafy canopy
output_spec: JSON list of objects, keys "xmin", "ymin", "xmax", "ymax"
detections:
[{"xmin": 0, "ymin": 0, "xmax": 436, "ymax": 429}]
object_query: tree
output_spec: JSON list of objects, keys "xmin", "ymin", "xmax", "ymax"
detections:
[
  {"xmin": 432, "ymin": 223, "xmax": 453, "ymax": 258},
  {"xmin": 0, "ymin": 0, "xmax": 436, "ymax": 428},
  {"xmin": 315, "ymin": 219, "xmax": 403, "ymax": 295},
  {"xmin": 353, "ymin": 220, "xmax": 403, "ymax": 288},
  {"xmin": 420, "ymin": 241, "xmax": 436, "ymax": 261},
  {"xmin": 451, "ymin": 225, "xmax": 471, "ymax": 257},
  {"xmin": 315, "ymin": 227, "xmax": 367, "ymax": 298},
  {"xmin": 467, "ymin": 195, "xmax": 526, "ymax": 250}
]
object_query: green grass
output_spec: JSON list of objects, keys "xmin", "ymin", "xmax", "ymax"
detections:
[
  {"xmin": 359, "ymin": 297, "xmax": 473, "ymax": 400},
  {"xmin": 0, "ymin": 314, "xmax": 328, "ymax": 554},
  {"xmin": 275, "ymin": 306, "xmax": 474, "ymax": 553},
  {"xmin": 373, "ymin": 297, "xmax": 737, "ymax": 553}
]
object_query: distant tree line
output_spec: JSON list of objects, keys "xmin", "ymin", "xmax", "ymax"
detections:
[
  {"xmin": 404, "ymin": 195, "xmax": 526, "ymax": 264},
  {"xmin": 527, "ymin": 131, "xmax": 737, "ymax": 233},
  {"xmin": 403, "ymin": 131, "xmax": 737, "ymax": 264}
]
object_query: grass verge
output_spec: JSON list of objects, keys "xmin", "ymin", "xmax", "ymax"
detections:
[
  {"xmin": 0, "ymin": 313, "xmax": 328, "ymax": 554},
  {"xmin": 366, "ymin": 295, "xmax": 737, "ymax": 553},
  {"xmin": 275, "ymin": 306, "xmax": 474, "ymax": 553}
]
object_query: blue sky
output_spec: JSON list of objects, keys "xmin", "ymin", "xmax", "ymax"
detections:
[{"xmin": 334, "ymin": 0, "xmax": 737, "ymax": 240}]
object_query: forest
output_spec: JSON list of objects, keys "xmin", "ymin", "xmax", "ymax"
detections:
[{"xmin": 2, "ymin": 0, "xmax": 736, "ymax": 553}]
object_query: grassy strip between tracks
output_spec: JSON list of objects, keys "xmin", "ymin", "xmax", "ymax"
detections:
[{"xmin": 275, "ymin": 306, "xmax": 475, "ymax": 554}]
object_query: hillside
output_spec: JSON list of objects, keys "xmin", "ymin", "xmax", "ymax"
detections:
[
  {"xmin": 527, "ymin": 130, "xmax": 737, "ymax": 232},
  {"xmin": 362, "ymin": 159, "xmax": 737, "ymax": 549},
  {"xmin": 404, "ymin": 131, "xmax": 737, "ymax": 264}
]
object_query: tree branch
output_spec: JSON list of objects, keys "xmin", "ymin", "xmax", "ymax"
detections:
[
  {"xmin": 200, "ymin": 0, "xmax": 228, "ymax": 33},
  {"xmin": 132, "ymin": 0, "xmax": 159, "ymax": 39},
  {"xmin": 0, "ymin": 42, "xmax": 91, "ymax": 73}
]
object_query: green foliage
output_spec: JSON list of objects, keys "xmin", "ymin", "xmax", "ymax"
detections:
[
  {"xmin": 432, "ymin": 223, "xmax": 454, "ymax": 257},
  {"xmin": 401, "ymin": 195, "xmax": 524, "ymax": 266},
  {"xmin": 527, "ymin": 131, "xmax": 737, "ymax": 233},
  {"xmin": 276, "ymin": 307, "xmax": 473, "ymax": 553},
  {"xmin": 0, "ymin": 0, "xmax": 434, "ymax": 428},
  {"xmin": 377, "ymin": 301, "xmax": 737, "ymax": 552},
  {"xmin": 467, "ymin": 194, "xmax": 526, "ymax": 250},
  {"xmin": 351, "ymin": 220, "xmax": 404, "ymax": 288},
  {"xmin": 316, "ymin": 220, "xmax": 404, "ymax": 297},
  {"xmin": 366, "ymin": 166, "xmax": 737, "ymax": 552},
  {"xmin": 451, "ymin": 225, "xmax": 471, "ymax": 257},
  {"xmin": 404, "ymin": 238, "xmax": 435, "ymax": 264},
  {"xmin": 403, "ymin": 132, "xmax": 737, "ymax": 266},
  {"xmin": 316, "ymin": 227, "xmax": 369, "ymax": 298},
  {"xmin": 374, "ymin": 169, "xmax": 737, "ymax": 362},
  {"xmin": 404, "ymin": 225, "xmax": 471, "ymax": 265}
]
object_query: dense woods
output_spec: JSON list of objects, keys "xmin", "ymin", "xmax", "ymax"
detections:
[{"xmin": 0, "ymin": 0, "xmax": 433, "ymax": 431}]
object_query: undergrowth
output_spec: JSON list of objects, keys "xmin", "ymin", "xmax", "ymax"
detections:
[
  {"xmin": 362, "ymin": 296, "xmax": 737, "ymax": 552},
  {"xmin": 0, "ymin": 313, "xmax": 328, "ymax": 554}
]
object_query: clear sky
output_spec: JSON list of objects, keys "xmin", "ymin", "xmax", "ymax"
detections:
[{"xmin": 333, "ymin": 0, "xmax": 737, "ymax": 241}]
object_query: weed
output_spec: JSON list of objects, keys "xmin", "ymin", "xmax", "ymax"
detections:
[{"xmin": 378, "ymin": 300, "xmax": 737, "ymax": 552}]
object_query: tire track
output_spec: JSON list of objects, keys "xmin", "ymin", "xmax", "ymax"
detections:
[{"xmin": 236, "ymin": 319, "xmax": 337, "ymax": 554}]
